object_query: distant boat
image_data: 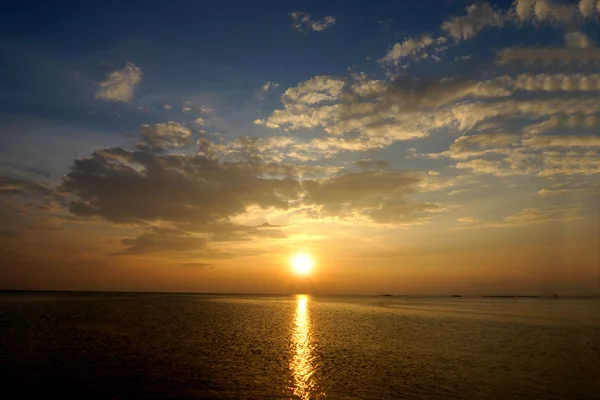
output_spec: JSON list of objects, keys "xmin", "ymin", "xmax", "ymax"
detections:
[
  {"xmin": 451, "ymin": 295, "xmax": 462, "ymax": 297},
  {"xmin": 380, "ymin": 294, "xmax": 393, "ymax": 297}
]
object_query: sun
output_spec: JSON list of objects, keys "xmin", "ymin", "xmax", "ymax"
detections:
[{"xmin": 291, "ymin": 253, "xmax": 314, "ymax": 276}]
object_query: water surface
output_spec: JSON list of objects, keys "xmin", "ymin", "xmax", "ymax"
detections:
[{"xmin": 0, "ymin": 292, "xmax": 598, "ymax": 399}]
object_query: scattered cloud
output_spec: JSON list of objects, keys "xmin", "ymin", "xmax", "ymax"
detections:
[
  {"xmin": 95, "ymin": 62, "xmax": 142, "ymax": 103},
  {"xmin": 290, "ymin": 12, "xmax": 336, "ymax": 33}
]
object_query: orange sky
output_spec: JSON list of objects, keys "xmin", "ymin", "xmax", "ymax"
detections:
[{"xmin": 1, "ymin": 1, "xmax": 600, "ymax": 295}]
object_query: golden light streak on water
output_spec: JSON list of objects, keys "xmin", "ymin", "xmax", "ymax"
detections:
[{"xmin": 290, "ymin": 294, "xmax": 318, "ymax": 399}]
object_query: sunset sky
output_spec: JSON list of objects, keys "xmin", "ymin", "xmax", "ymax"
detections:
[{"xmin": 1, "ymin": 0, "xmax": 599, "ymax": 295}]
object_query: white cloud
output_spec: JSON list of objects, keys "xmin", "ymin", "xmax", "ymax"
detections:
[
  {"xmin": 163, "ymin": 104, "xmax": 173, "ymax": 110},
  {"xmin": 182, "ymin": 107, "xmax": 192, "ymax": 112},
  {"xmin": 290, "ymin": 12, "xmax": 336, "ymax": 33},
  {"xmin": 95, "ymin": 62, "xmax": 142, "ymax": 103}
]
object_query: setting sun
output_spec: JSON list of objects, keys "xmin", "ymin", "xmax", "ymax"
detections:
[{"xmin": 291, "ymin": 253, "xmax": 314, "ymax": 276}]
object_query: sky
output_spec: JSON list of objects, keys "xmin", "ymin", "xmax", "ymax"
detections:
[{"xmin": 1, "ymin": 0, "xmax": 599, "ymax": 295}]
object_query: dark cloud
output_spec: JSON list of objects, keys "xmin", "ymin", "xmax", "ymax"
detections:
[
  {"xmin": 56, "ymin": 132, "xmax": 446, "ymax": 253},
  {"xmin": 302, "ymin": 170, "xmax": 443, "ymax": 224},
  {"xmin": 120, "ymin": 226, "xmax": 207, "ymax": 255},
  {"xmin": 58, "ymin": 148, "xmax": 300, "ymax": 226}
]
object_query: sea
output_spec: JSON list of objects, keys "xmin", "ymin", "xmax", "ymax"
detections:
[{"xmin": 0, "ymin": 291, "xmax": 599, "ymax": 399}]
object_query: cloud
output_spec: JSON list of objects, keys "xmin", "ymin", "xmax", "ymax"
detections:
[
  {"xmin": 353, "ymin": 159, "xmax": 390, "ymax": 170},
  {"xmin": 537, "ymin": 150, "xmax": 600, "ymax": 176},
  {"xmin": 54, "ymin": 118, "xmax": 450, "ymax": 256},
  {"xmin": 578, "ymin": 0, "xmax": 598, "ymax": 18},
  {"xmin": 501, "ymin": 206, "xmax": 584, "ymax": 225},
  {"xmin": 0, "ymin": 229, "xmax": 21, "ymax": 238},
  {"xmin": 137, "ymin": 122, "xmax": 192, "ymax": 151},
  {"xmin": 121, "ymin": 226, "xmax": 208, "ymax": 255},
  {"xmin": 455, "ymin": 159, "xmax": 521, "ymax": 176},
  {"xmin": 259, "ymin": 73, "xmax": 511, "ymax": 160},
  {"xmin": 95, "ymin": 62, "xmax": 142, "ymax": 103},
  {"xmin": 564, "ymin": 31, "xmax": 595, "ymax": 49},
  {"xmin": 442, "ymin": 2, "xmax": 505, "ymax": 40},
  {"xmin": 262, "ymin": 81, "xmax": 280, "ymax": 91},
  {"xmin": 451, "ymin": 133, "xmax": 520, "ymax": 152},
  {"xmin": 301, "ymin": 170, "xmax": 445, "ymax": 224},
  {"xmin": 282, "ymin": 75, "xmax": 345, "ymax": 105},
  {"xmin": 380, "ymin": 35, "xmax": 446, "ymax": 64},
  {"xmin": 512, "ymin": 0, "xmax": 583, "ymax": 25},
  {"xmin": 456, "ymin": 206, "xmax": 585, "ymax": 229},
  {"xmin": 523, "ymin": 136, "xmax": 600, "ymax": 148},
  {"xmin": 290, "ymin": 12, "xmax": 336, "ymax": 33},
  {"xmin": 176, "ymin": 262, "xmax": 215, "ymax": 268},
  {"xmin": 457, "ymin": 217, "xmax": 481, "ymax": 224},
  {"xmin": 512, "ymin": 73, "xmax": 600, "ymax": 91},
  {"xmin": 538, "ymin": 187, "xmax": 596, "ymax": 196},
  {"xmin": 0, "ymin": 175, "xmax": 52, "ymax": 196},
  {"xmin": 497, "ymin": 46, "xmax": 600, "ymax": 64},
  {"xmin": 58, "ymin": 148, "xmax": 300, "ymax": 227}
]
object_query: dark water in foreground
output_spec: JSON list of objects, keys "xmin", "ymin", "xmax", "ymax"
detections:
[{"xmin": 0, "ymin": 292, "xmax": 599, "ymax": 399}]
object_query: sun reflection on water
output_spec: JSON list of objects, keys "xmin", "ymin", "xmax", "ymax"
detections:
[{"xmin": 290, "ymin": 294, "xmax": 318, "ymax": 399}]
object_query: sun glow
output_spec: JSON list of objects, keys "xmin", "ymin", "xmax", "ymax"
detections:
[{"xmin": 291, "ymin": 253, "xmax": 314, "ymax": 276}]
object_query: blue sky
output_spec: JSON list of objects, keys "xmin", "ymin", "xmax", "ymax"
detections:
[{"xmin": 1, "ymin": 0, "xmax": 599, "ymax": 294}]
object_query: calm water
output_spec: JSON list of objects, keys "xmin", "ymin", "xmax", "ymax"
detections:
[{"xmin": 0, "ymin": 292, "xmax": 599, "ymax": 399}]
